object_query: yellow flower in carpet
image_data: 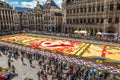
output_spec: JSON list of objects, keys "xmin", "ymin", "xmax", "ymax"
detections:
[
  {"xmin": 0, "ymin": 73, "xmax": 2, "ymax": 76},
  {"xmin": 118, "ymin": 64, "xmax": 120, "ymax": 67},
  {"xmin": 64, "ymin": 53, "xmax": 68, "ymax": 56},
  {"xmin": 52, "ymin": 50, "xmax": 56, "ymax": 53},
  {"xmin": 96, "ymin": 60, "xmax": 103, "ymax": 64}
]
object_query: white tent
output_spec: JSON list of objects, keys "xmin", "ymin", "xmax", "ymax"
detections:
[
  {"xmin": 79, "ymin": 30, "xmax": 87, "ymax": 34},
  {"xmin": 96, "ymin": 32, "xmax": 102, "ymax": 35},
  {"xmin": 74, "ymin": 30, "xmax": 87, "ymax": 34},
  {"xmin": 74, "ymin": 31, "xmax": 80, "ymax": 34}
]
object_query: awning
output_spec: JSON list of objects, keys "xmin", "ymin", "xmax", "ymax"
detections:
[
  {"xmin": 74, "ymin": 31, "xmax": 80, "ymax": 34},
  {"xmin": 102, "ymin": 33, "xmax": 118, "ymax": 35},
  {"xmin": 96, "ymin": 32, "xmax": 102, "ymax": 35},
  {"xmin": 74, "ymin": 30, "xmax": 87, "ymax": 34},
  {"xmin": 79, "ymin": 30, "xmax": 87, "ymax": 34}
]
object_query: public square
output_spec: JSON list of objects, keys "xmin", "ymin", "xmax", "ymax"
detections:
[
  {"xmin": 0, "ymin": 34, "xmax": 120, "ymax": 80},
  {"xmin": 0, "ymin": 0, "xmax": 120, "ymax": 80}
]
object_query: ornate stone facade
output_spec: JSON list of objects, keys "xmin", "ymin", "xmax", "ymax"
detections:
[
  {"xmin": 13, "ymin": 0, "xmax": 62, "ymax": 33},
  {"xmin": 28, "ymin": 10, "xmax": 34, "ymax": 30},
  {"xmin": 14, "ymin": 7, "xmax": 34, "ymax": 31},
  {"xmin": 43, "ymin": 0, "xmax": 62, "ymax": 32},
  {"xmin": 34, "ymin": 1, "xmax": 43, "ymax": 31},
  {"xmin": 62, "ymin": 0, "xmax": 120, "ymax": 38},
  {"xmin": 0, "ymin": 1, "xmax": 14, "ymax": 35},
  {"xmin": 13, "ymin": 10, "xmax": 20, "ymax": 31}
]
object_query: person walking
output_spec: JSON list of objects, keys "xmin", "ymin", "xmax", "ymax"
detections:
[
  {"xmin": 12, "ymin": 65, "xmax": 16, "ymax": 73},
  {"xmin": 37, "ymin": 71, "xmax": 41, "ymax": 80},
  {"xmin": 8, "ymin": 58, "xmax": 11, "ymax": 68},
  {"xmin": 21, "ymin": 56, "xmax": 24, "ymax": 64}
]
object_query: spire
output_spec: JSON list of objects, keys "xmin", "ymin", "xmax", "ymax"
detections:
[{"xmin": 37, "ymin": 1, "xmax": 39, "ymax": 5}]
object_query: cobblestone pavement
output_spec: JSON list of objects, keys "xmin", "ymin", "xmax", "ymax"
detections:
[{"xmin": 0, "ymin": 51, "xmax": 53, "ymax": 80}]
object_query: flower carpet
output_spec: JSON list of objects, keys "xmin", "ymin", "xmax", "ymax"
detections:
[{"xmin": 0, "ymin": 34, "xmax": 120, "ymax": 74}]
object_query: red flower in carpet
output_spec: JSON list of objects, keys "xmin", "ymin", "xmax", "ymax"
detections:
[{"xmin": 101, "ymin": 45, "xmax": 113, "ymax": 58}]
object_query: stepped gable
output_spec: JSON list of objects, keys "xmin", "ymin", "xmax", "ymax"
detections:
[{"xmin": 34, "ymin": 1, "xmax": 43, "ymax": 11}]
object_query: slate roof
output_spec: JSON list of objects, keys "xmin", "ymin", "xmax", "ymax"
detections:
[
  {"xmin": 15, "ymin": 7, "xmax": 33, "ymax": 12},
  {"xmin": 43, "ymin": 0, "xmax": 60, "ymax": 9},
  {"xmin": 54, "ymin": 12, "xmax": 62, "ymax": 16}
]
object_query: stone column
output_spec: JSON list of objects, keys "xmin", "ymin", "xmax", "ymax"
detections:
[
  {"xmin": 118, "ymin": 20, "xmax": 120, "ymax": 39},
  {"xmin": 4, "ymin": 10, "xmax": 6, "ymax": 21},
  {"xmin": 2, "ymin": 10, "xmax": 4, "ymax": 30},
  {"xmin": 9, "ymin": 10, "xmax": 12, "ymax": 30},
  {"xmin": 7, "ymin": 10, "xmax": 9, "ymax": 21},
  {"xmin": 1, "ymin": 10, "xmax": 3, "ymax": 21}
]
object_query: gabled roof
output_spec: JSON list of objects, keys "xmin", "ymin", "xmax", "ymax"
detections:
[
  {"xmin": 15, "ymin": 7, "xmax": 33, "ymax": 12},
  {"xmin": 43, "ymin": 0, "xmax": 60, "ymax": 9},
  {"xmin": 0, "ymin": 1, "xmax": 12, "ymax": 9}
]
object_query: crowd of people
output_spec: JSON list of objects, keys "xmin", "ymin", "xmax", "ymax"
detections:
[
  {"xmin": 0, "ymin": 45, "xmax": 120, "ymax": 80},
  {"xmin": 25, "ymin": 30, "xmax": 120, "ymax": 43}
]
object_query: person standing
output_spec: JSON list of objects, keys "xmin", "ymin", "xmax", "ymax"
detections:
[
  {"xmin": 29, "ymin": 59, "xmax": 32, "ymax": 67},
  {"xmin": 13, "ymin": 51, "xmax": 16, "ymax": 59},
  {"xmin": 38, "ymin": 59, "xmax": 42, "ymax": 68}
]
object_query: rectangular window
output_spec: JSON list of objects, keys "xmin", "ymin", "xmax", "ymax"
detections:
[
  {"xmin": 67, "ymin": 9, "xmax": 69, "ymax": 14},
  {"xmin": 67, "ymin": 19, "xmax": 69, "ymax": 24},
  {"xmin": 108, "ymin": 18, "xmax": 112, "ymax": 23},
  {"xmin": 115, "ymin": 18, "xmax": 119, "ymax": 23},
  {"xmin": 80, "ymin": 19, "xmax": 83, "ymax": 24},
  {"xmin": 101, "ymin": 6, "xmax": 104, "ymax": 11},
  {"xmin": 76, "ymin": 19, "xmax": 79, "ymax": 24},
  {"xmin": 84, "ymin": 18, "xmax": 86, "ymax": 23},
  {"xmin": 110, "ymin": 4, "xmax": 114, "ymax": 11},
  {"xmin": 96, "ymin": 18, "xmax": 99, "ymax": 23},
  {"xmin": 88, "ymin": 18, "xmax": 90, "ymax": 23},
  {"xmin": 97, "ymin": 6, "xmax": 100, "ymax": 12},
  {"xmin": 117, "ymin": 4, "xmax": 120, "ymax": 10},
  {"xmin": 93, "ymin": 6, "xmax": 95, "ymax": 12},
  {"xmin": 70, "ymin": 19, "xmax": 72, "ymax": 24},
  {"xmin": 101, "ymin": 18, "xmax": 104, "ymax": 23},
  {"xmin": 92, "ymin": 18, "xmax": 94, "ymax": 23},
  {"xmin": 77, "ymin": 9, "xmax": 79, "ymax": 13},
  {"xmin": 73, "ymin": 19, "xmax": 75, "ymax": 24},
  {"xmin": 81, "ymin": 8, "xmax": 83, "ymax": 13},
  {"xmin": 84, "ymin": 8, "xmax": 86, "ymax": 13},
  {"xmin": 89, "ymin": 7, "xmax": 91, "ymax": 12},
  {"xmin": 73, "ymin": 9, "xmax": 76, "ymax": 13}
]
